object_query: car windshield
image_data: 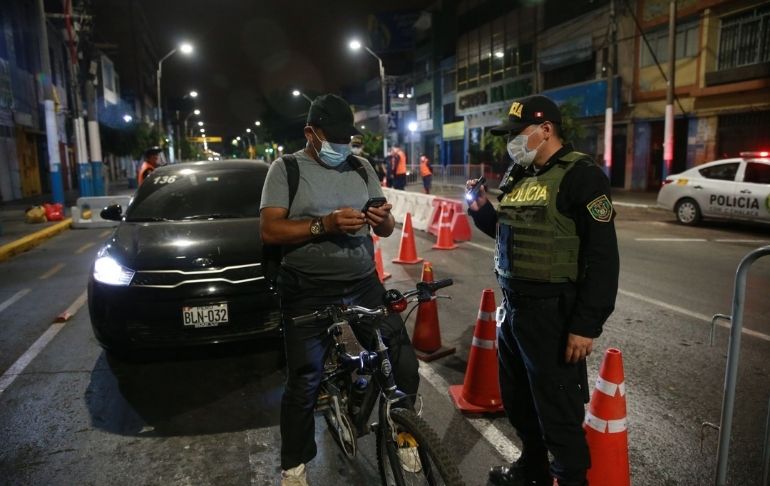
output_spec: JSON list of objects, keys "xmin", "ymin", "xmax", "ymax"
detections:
[{"xmin": 126, "ymin": 166, "xmax": 265, "ymax": 222}]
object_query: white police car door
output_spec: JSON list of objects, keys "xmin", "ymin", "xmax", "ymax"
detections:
[
  {"xmin": 737, "ymin": 160, "xmax": 770, "ymax": 222},
  {"xmin": 696, "ymin": 162, "xmax": 741, "ymax": 219}
]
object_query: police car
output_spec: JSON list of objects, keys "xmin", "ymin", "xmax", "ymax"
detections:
[{"xmin": 657, "ymin": 152, "xmax": 770, "ymax": 225}]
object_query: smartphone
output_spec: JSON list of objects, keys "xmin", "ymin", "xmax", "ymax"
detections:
[{"xmin": 362, "ymin": 197, "xmax": 387, "ymax": 213}]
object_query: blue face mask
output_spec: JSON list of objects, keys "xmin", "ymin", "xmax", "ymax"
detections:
[{"xmin": 311, "ymin": 128, "xmax": 351, "ymax": 167}]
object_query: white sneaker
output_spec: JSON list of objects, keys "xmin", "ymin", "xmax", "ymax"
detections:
[
  {"xmin": 396, "ymin": 433, "xmax": 422, "ymax": 473},
  {"xmin": 280, "ymin": 463, "xmax": 309, "ymax": 486}
]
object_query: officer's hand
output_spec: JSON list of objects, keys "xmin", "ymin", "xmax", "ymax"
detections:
[
  {"xmin": 565, "ymin": 333, "xmax": 593, "ymax": 364},
  {"xmin": 465, "ymin": 179, "xmax": 488, "ymax": 211},
  {"xmin": 365, "ymin": 203, "xmax": 392, "ymax": 228},
  {"xmin": 323, "ymin": 208, "xmax": 366, "ymax": 234}
]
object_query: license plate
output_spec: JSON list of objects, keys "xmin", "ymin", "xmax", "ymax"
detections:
[{"xmin": 182, "ymin": 303, "xmax": 229, "ymax": 328}]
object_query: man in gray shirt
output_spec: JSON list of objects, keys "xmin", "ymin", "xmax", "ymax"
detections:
[{"xmin": 260, "ymin": 94, "xmax": 419, "ymax": 486}]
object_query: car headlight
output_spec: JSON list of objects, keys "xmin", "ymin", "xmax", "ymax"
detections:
[{"xmin": 93, "ymin": 255, "xmax": 135, "ymax": 286}]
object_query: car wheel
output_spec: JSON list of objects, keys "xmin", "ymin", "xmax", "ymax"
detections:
[{"xmin": 675, "ymin": 198, "xmax": 702, "ymax": 225}]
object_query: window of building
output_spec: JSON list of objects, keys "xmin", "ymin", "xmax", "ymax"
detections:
[
  {"xmin": 744, "ymin": 162, "xmax": 770, "ymax": 184},
  {"xmin": 479, "ymin": 24, "xmax": 491, "ymax": 85},
  {"xmin": 443, "ymin": 70, "xmax": 456, "ymax": 94},
  {"xmin": 467, "ymin": 28, "xmax": 479, "ymax": 88},
  {"xmin": 698, "ymin": 163, "xmax": 739, "ymax": 181},
  {"xmin": 457, "ymin": 33, "xmax": 468, "ymax": 91},
  {"xmin": 718, "ymin": 5, "xmax": 770, "ymax": 70},
  {"xmin": 492, "ymin": 18, "xmax": 505, "ymax": 81},
  {"xmin": 640, "ymin": 20, "xmax": 699, "ymax": 67}
]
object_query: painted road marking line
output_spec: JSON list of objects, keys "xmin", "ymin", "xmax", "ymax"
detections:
[
  {"xmin": 635, "ymin": 238, "xmax": 708, "ymax": 242},
  {"xmin": 98, "ymin": 230, "xmax": 111, "ymax": 238},
  {"xmin": 0, "ymin": 290, "xmax": 87, "ymax": 396},
  {"xmin": 465, "ymin": 241, "xmax": 494, "ymax": 253},
  {"xmin": 618, "ymin": 289, "xmax": 770, "ymax": 342},
  {"xmin": 74, "ymin": 242, "xmax": 96, "ymax": 254},
  {"xmin": 0, "ymin": 288, "xmax": 31, "ymax": 314},
  {"xmin": 418, "ymin": 361, "xmax": 520, "ymax": 463},
  {"xmin": 714, "ymin": 239, "xmax": 769, "ymax": 244},
  {"xmin": 38, "ymin": 263, "xmax": 66, "ymax": 280}
]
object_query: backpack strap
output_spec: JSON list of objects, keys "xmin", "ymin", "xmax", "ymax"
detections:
[
  {"xmin": 346, "ymin": 155, "xmax": 369, "ymax": 186},
  {"xmin": 282, "ymin": 154, "xmax": 300, "ymax": 209}
]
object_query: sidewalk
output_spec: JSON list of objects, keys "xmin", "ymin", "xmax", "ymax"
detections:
[{"xmin": 0, "ymin": 179, "xmax": 134, "ymax": 261}]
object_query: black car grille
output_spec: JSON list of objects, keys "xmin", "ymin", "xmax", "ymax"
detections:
[{"xmin": 131, "ymin": 263, "xmax": 265, "ymax": 288}]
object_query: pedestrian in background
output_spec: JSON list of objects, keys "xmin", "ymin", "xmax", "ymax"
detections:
[
  {"xmin": 419, "ymin": 153, "xmax": 432, "ymax": 194},
  {"xmin": 466, "ymin": 95, "xmax": 619, "ymax": 486},
  {"xmin": 391, "ymin": 145, "xmax": 407, "ymax": 190}
]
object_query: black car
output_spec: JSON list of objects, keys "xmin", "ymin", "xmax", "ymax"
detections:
[{"xmin": 88, "ymin": 160, "xmax": 281, "ymax": 352}]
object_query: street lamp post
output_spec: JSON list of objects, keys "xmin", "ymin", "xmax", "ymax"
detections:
[
  {"xmin": 349, "ymin": 39, "xmax": 387, "ymax": 158},
  {"xmin": 156, "ymin": 42, "xmax": 193, "ymax": 145}
]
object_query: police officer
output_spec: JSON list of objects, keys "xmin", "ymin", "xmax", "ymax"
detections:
[
  {"xmin": 466, "ymin": 95, "xmax": 619, "ymax": 486},
  {"xmin": 137, "ymin": 146, "xmax": 163, "ymax": 185}
]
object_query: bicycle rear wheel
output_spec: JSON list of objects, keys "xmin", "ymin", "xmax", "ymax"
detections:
[{"xmin": 376, "ymin": 408, "xmax": 465, "ymax": 486}]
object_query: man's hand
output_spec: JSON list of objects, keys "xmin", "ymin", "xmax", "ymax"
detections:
[
  {"xmin": 364, "ymin": 203, "xmax": 392, "ymax": 228},
  {"xmin": 565, "ymin": 333, "xmax": 593, "ymax": 364},
  {"xmin": 465, "ymin": 179, "xmax": 488, "ymax": 211},
  {"xmin": 323, "ymin": 208, "xmax": 366, "ymax": 234}
]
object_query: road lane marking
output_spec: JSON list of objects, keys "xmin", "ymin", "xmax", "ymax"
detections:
[
  {"xmin": 74, "ymin": 242, "xmax": 96, "ymax": 254},
  {"xmin": 714, "ymin": 239, "xmax": 769, "ymax": 244},
  {"xmin": 0, "ymin": 289, "xmax": 31, "ymax": 313},
  {"xmin": 0, "ymin": 290, "xmax": 87, "ymax": 396},
  {"xmin": 418, "ymin": 362, "xmax": 520, "ymax": 463},
  {"xmin": 634, "ymin": 238, "xmax": 707, "ymax": 242},
  {"xmin": 98, "ymin": 230, "xmax": 111, "ymax": 238},
  {"xmin": 38, "ymin": 263, "xmax": 65, "ymax": 280},
  {"xmin": 618, "ymin": 289, "xmax": 770, "ymax": 342},
  {"xmin": 464, "ymin": 241, "xmax": 495, "ymax": 253}
]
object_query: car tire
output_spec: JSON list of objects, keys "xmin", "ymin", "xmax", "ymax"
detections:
[{"xmin": 675, "ymin": 198, "xmax": 702, "ymax": 226}]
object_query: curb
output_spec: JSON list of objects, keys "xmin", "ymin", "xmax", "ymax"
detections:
[{"xmin": 0, "ymin": 218, "xmax": 73, "ymax": 263}]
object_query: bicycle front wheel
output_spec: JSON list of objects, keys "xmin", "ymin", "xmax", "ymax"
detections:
[{"xmin": 376, "ymin": 408, "xmax": 465, "ymax": 486}]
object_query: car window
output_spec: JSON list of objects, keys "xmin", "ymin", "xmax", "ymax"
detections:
[
  {"xmin": 698, "ymin": 163, "xmax": 739, "ymax": 181},
  {"xmin": 126, "ymin": 167, "xmax": 265, "ymax": 221},
  {"xmin": 743, "ymin": 162, "xmax": 770, "ymax": 184}
]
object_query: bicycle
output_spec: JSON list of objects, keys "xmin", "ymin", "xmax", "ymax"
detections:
[{"xmin": 290, "ymin": 279, "xmax": 465, "ymax": 486}]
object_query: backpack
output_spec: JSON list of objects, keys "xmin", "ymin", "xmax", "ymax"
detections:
[{"xmin": 262, "ymin": 154, "xmax": 369, "ymax": 287}]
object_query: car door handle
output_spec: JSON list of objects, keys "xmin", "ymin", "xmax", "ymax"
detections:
[{"xmin": 740, "ymin": 189, "xmax": 752, "ymax": 194}]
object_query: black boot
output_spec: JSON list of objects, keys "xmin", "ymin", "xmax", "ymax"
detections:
[{"xmin": 489, "ymin": 457, "xmax": 552, "ymax": 486}]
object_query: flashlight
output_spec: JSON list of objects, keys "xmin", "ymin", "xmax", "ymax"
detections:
[{"xmin": 465, "ymin": 176, "xmax": 487, "ymax": 203}]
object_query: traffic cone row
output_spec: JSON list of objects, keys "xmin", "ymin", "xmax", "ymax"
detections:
[
  {"xmin": 392, "ymin": 212, "xmax": 423, "ymax": 264},
  {"xmin": 449, "ymin": 289, "xmax": 504, "ymax": 413},
  {"xmin": 584, "ymin": 348, "xmax": 631, "ymax": 486},
  {"xmin": 412, "ymin": 261, "xmax": 455, "ymax": 362},
  {"xmin": 432, "ymin": 203, "xmax": 457, "ymax": 250},
  {"xmin": 372, "ymin": 234, "xmax": 391, "ymax": 282}
]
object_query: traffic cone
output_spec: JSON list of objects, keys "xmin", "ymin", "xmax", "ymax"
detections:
[
  {"xmin": 449, "ymin": 289, "xmax": 504, "ymax": 413},
  {"xmin": 432, "ymin": 203, "xmax": 458, "ymax": 250},
  {"xmin": 584, "ymin": 348, "xmax": 630, "ymax": 486},
  {"xmin": 392, "ymin": 212, "xmax": 423, "ymax": 264},
  {"xmin": 412, "ymin": 261, "xmax": 455, "ymax": 362},
  {"xmin": 372, "ymin": 233, "xmax": 391, "ymax": 282}
]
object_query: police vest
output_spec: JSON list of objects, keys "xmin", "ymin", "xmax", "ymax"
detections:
[{"xmin": 495, "ymin": 151, "xmax": 589, "ymax": 283}]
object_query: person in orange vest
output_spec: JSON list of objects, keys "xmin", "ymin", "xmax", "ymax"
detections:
[
  {"xmin": 137, "ymin": 146, "xmax": 163, "ymax": 185},
  {"xmin": 391, "ymin": 145, "xmax": 407, "ymax": 190},
  {"xmin": 419, "ymin": 153, "xmax": 433, "ymax": 194}
]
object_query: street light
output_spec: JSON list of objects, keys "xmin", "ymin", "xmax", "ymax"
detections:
[
  {"xmin": 194, "ymin": 109, "xmax": 200, "ymax": 115},
  {"xmin": 292, "ymin": 89, "xmax": 313, "ymax": 103},
  {"xmin": 123, "ymin": 114, "xmax": 133, "ymax": 123},
  {"xmin": 157, "ymin": 41, "xmax": 194, "ymax": 144},
  {"xmin": 349, "ymin": 38, "xmax": 387, "ymax": 158},
  {"xmin": 255, "ymin": 121, "xmax": 261, "ymax": 127},
  {"xmin": 198, "ymin": 121, "xmax": 204, "ymax": 127},
  {"xmin": 189, "ymin": 90, "xmax": 198, "ymax": 98}
]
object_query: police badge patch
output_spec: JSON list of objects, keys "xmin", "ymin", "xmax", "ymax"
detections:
[{"xmin": 587, "ymin": 195, "xmax": 614, "ymax": 222}]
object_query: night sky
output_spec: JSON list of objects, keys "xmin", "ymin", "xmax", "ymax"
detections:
[{"xmin": 128, "ymin": 0, "xmax": 434, "ymax": 146}]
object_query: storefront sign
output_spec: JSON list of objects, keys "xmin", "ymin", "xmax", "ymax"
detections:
[
  {"xmin": 457, "ymin": 89, "xmax": 488, "ymax": 112},
  {"xmin": 442, "ymin": 121, "xmax": 465, "ymax": 140},
  {"xmin": 542, "ymin": 77, "xmax": 620, "ymax": 118},
  {"xmin": 416, "ymin": 103, "xmax": 430, "ymax": 121}
]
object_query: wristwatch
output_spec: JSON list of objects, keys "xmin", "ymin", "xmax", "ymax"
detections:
[{"xmin": 310, "ymin": 217, "xmax": 325, "ymax": 236}]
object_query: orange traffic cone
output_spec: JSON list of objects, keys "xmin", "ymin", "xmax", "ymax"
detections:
[
  {"xmin": 584, "ymin": 348, "xmax": 630, "ymax": 486},
  {"xmin": 392, "ymin": 212, "xmax": 423, "ymax": 265},
  {"xmin": 372, "ymin": 233, "xmax": 391, "ymax": 282},
  {"xmin": 432, "ymin": 203, "xmax": 458, "ymax": 250},
  {"xmin": 412, "ymin": 261, "xmax": 455, "ymax": 362},
  {"xmin": 449, "ymin": 289, "xmax": 504, "ymax": 413}
]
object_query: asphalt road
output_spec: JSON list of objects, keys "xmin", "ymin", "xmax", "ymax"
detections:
[{"xmin": 0, "ymin": 199, "xmax": 768, "ymax": 485}]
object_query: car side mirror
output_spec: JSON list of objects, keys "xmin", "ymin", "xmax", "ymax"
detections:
[{"xmin": 100, "ymin": 204, "xmax": 123, "ymax": 221}]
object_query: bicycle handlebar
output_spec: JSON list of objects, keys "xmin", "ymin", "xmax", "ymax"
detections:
[{"xmin": 289, "ymin": 279, "xmax": 454, "ymax": 327}]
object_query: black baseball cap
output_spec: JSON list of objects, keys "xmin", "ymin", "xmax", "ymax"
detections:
[
  {"xmin": 490, "ymin": 95, "xmax": 562, "ymax": 136},
  {"xmin": 307, "ymin": 94, "xmax": 360, "ymax": 143}
]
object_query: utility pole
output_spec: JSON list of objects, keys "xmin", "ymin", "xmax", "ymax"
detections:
[
  {"xmin": 663, "ymin": 0, "xmax": 676, "ymax": 180},
  {"xmin": 36, "ymin": 0, "xmax": 65, "ymax": 204},
  {"xmin": 603, "ymin": 0, "xmax": 617, "ymax": 177}
]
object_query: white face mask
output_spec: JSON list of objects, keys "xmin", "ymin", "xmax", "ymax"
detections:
[
  {"xmin": 351, "ymin": 146, "xmax": 363, "ymax": 156},
  {"xmin": 507, "ymin": 126, "xmax": 545, "ymax": 167}
]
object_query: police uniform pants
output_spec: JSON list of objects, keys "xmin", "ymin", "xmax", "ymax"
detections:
[
  {"xmin": 278, "ymin": 270, "xmax": 419, "ymax": 471},
  {"xmin": 498, "ymin": 287, "xmax": 590, "ymax": 484}
]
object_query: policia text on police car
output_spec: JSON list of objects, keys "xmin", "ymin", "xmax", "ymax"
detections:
[{"xmin": 465, "ymin": 95, "xmax": 619, "ymax": 486}]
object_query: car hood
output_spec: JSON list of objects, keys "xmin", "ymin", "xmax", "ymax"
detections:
[{"xmin": 102, "ymin": 218, "xmax": 263, "ymax": 271}]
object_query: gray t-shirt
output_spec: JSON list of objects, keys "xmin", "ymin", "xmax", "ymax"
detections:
[{"xmin": 260, "ymin": 149, "xmax": 384, "ymax": 280}]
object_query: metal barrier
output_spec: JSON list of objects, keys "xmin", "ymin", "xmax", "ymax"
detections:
[
  {"xmin": 711, "ymin": 245, "xmax": 770, "ymax": 485},
  {"xmin": 406, "ymin": 164, "xmax": 489, "ymax": 188},
  {"xmin": 70, "ymin": 195, "xmax": 133, "ymax": 229}
]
